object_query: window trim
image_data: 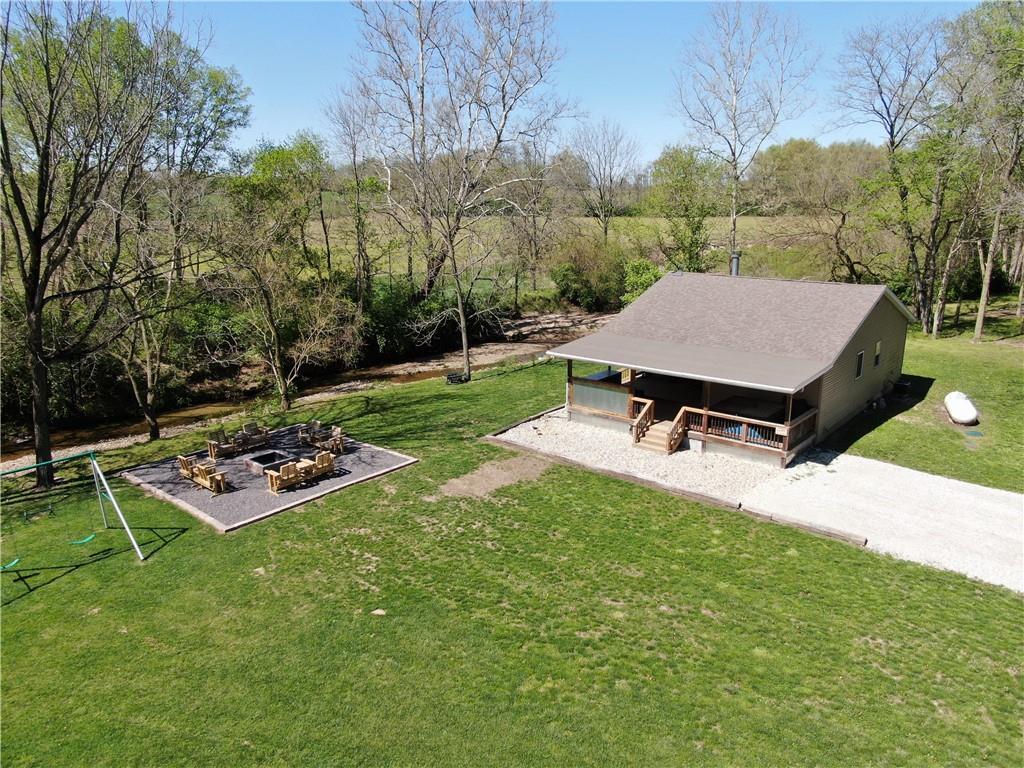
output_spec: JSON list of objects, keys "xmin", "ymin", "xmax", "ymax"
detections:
[
  {"xmin": 855, "ymin": 350, "xmax": 865, "ymax": 380},
  {"xmin": 874, "ymin": 340, "xmax": 882, "ymax": 368}
]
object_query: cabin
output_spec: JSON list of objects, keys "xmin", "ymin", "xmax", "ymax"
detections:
[{"xmin": 547, "ymin": 271, "xmax": 913, "ymax": 467}]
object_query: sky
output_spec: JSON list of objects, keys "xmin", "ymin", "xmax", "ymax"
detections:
[{"xmin": 177, "ymin": 1, "xmax": 976, "ymax": 164}]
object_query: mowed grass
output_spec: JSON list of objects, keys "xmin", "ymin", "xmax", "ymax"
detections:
[
  {"xmin": 2, "ymin": 347, "xmax": 1022, "ymax": 766},
  {"xmin": 833, "ymin": 296, "xmax": 1024, "ymax": 492}
]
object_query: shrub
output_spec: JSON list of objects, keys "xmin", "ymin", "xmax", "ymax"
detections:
[
  {"xmin": 551, "ymin": 237, "xmax": 627, "ymax": 312},
  {"xmin": 621, "ymin": 258, "xmax": 663, "ymax": 305}
]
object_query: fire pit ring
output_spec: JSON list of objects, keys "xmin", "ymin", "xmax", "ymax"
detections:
[{"xmin": 243, "ymin": 450, "xmax": 297, "ymax": 476}]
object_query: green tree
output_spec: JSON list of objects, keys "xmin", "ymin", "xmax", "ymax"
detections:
[
  {"xmin": 1, "ymin": 2, "xmax": 182, "ymax": 485},
  {"xmin": 219, "ymin": 152, "xmax": 360, "ymax": 411},
  {"xmin": 646, "ymin": 146, "xmax": 719, "ymax": 272},
  {"xmin": 152, "ymin": 40, "xmax": 250, "ymax": 279}
]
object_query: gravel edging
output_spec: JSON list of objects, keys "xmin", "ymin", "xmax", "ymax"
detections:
[{"xmin": 487, "ymin": 407, "xmax": 869, "ymax": 549}]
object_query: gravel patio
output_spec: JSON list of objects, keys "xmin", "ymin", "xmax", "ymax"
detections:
[
  {"xmin": 498, "ymin": 409, "xmax": 1023, "ymax": 591},
  {"xmin": 122, "ymin": 425, "xmax": 416, "ymax": 532}
]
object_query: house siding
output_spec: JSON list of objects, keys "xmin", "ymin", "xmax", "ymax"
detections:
[{"xmin": 817, "ymin": 297, "xmax": 908, "ymax": 439}]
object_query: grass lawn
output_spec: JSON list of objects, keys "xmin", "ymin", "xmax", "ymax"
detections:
[
  {"xmin": 2, "ymin": 343, "xmax": 1021, "ymax": 766},
  {"xmin": 830, "ymin": 296, "xmax": 1024, "ymax": 493}
]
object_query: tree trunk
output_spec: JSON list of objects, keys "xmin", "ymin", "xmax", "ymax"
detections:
[
  {"xmin": 513, "ymin": 268, "xmax": 521, "ymax": 316},
  {"xmin": 729, "ymin": 171, "xmax": 739, "ymax": 254},
  {"xmin": 171, "ymin": 209, "xmax": 185, "ymax": 280},
  {"xmin": 973, "ymin": 235, "xmax": 997, "ymax": 343},
  {"xmin": 920, "ymin": 166, "xmax": 949, "ymax": 331},
  {"xmin": 889, "ymin": 153, "xmax": 928, "ymax": 327},
  {"xmin": 271, "ymin": 333, "xmax": 291, "ymax": 410},
  {"xmin": 318, "ymin": 191, "xmax": 332, "ymax": 274},
  {"xmin": 29, "ymin": 337, "xmax": 55, "ymax": 487},
  {"xmin": 953, "ymin": 282, "xmax": 963, "ymax": 331},
  {"xmin": 455, "ymin": 283, "xmax": 471, "ymax": 380},
  {"xmin": 143, "ymin": 398, "xmax": 160, "ymax": 441},
  {"xmin": 931, "ymin": 245, "xmax": 959, "ymax": 339}
]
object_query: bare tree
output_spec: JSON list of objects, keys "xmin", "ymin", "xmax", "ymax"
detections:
[
  {"xmin": 152, "ymin": 35, "xmax": 250, "ymax": 279},
  {"xmin": 954, "ymin": 2, "xmax": 1024, "ymax": 341},
  {"xmin": 355, "ymin": 0, "xmax": 566, "ymax": 378},
  {"xmin": 568, "ymin": 118, "xmax": 639, "ymax": 242},
  {"xmin": 837, "ymin": 18, "xmax": 946, "ymax": 325},
  {"xmin": 1, "ymin": 1, "xmax": 181, "ymax": 485},
  {"xmin": 328, "ymin": 91, "xmax": 378, "ymax": 307},
  {"xmin": 353, "ymin": 0, "xmax": 451, "ymax": 296},
  {"xmin": 676, "ymin": 3, "xmax": 813, "ymax": 254},
  {"xmin": 217, "ymin": 176, "xmax": 361, "ymax": 411},
  {"xmin": 507, "ymin": 137, "xmax": 572, "ymax": 312}
]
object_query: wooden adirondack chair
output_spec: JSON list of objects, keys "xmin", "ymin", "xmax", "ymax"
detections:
[
  {"xmin": 242, "ymin": 422, "xmax": 270, "ymax": 447},
  {"xmin": 178, "ymin": 455, "xmax": 197, "ymax": 478},
  {"xmin": 266, "ymin": 462, "xmax": 303, "ymax": 494},
  {"xmin": 314, "ymin": 426, "xmax": 345, "ymax": 455},
  {"xmin": 298, "ymin": 420, "xmax": 322, "ymax": 446},
  {"xmin": 207, "ymin": 429, "xmax": 237, "ymax": 459}
]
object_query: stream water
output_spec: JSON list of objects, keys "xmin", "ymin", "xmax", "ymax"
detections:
[{"xmin": 1, "ymin": 343, "xmax": 549, "ymax": 463}]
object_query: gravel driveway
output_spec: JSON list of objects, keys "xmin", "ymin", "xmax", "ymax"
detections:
[
  {"xmin": 740, "ymin": 451, "xmax": 1023, "ymax": 592},
  {"xmin": 499, "ymin": 409, "xmax": 1024, "ymax": 592}
]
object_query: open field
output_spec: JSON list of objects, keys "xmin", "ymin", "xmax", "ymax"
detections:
[
  {"xmin": 2, "ymin": 338, "xmax": 1021, "ymax": 766},
  {"xmin": 311, "ymin": 213, "xmax": 830, "ymax": 284}
]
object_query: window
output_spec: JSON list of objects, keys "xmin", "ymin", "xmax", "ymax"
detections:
[
  {"xmin": 855, "ymin": 351, "xmax": 864, "ymax": 380},
  {"xmin": 874, "ymin": 340, "xmax": 882, "ymax": 367}
]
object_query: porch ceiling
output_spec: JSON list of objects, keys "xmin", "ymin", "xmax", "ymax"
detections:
[{"xmin": 548, "ymin": 332, "xmax": 829, "ymax": 393}]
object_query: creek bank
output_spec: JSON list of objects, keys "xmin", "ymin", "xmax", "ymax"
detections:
[{"xmin": 1, "ymin": 311, "xmax": 610, "ymax": 471}]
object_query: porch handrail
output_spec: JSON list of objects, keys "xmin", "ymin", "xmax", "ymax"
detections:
[
  {"xmin": 629, "ymin": 397, "xmax": 655, "ymax": 443},
  {"xmin": 785, "ymin": 407, "xmax": 818, "ymax": 432},
  {"xmin": 667, "ymin": 405, "xmax": 688, "ymax": 452}
]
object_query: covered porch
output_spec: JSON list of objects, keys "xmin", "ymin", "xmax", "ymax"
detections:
[{"xmin": 564, "ymin": 361, "xmax": 819, "ymax": 467}]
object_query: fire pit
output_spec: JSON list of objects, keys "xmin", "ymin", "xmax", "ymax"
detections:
[{"xmin": 243, "ymin": 450, "xmax": 297, "ymax": 476}]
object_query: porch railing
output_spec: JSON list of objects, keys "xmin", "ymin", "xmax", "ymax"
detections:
[
  {"xmin": 629, "ymin": 397, "xmax": 655, "ymax": 443},
  {"xmin": 623, "ymin": 395, "xmax": 818, "ymax": 458},
  {"xmin": 670, "ymin": 406, "xmax": 818, "ymax": 456}
]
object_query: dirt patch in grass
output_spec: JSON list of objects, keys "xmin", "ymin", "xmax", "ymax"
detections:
[{"xmin": 439, "ymin": 455, "xmax": 550, "ymax": 499}]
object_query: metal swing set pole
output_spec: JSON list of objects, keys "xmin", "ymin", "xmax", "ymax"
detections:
[
  {"xmin": 89, "ymin": 454, "xmax": 145, "ymax": 561},
  {"xmin": 0, "ymin": 451, "xmax": 146, "ymax": 562}
]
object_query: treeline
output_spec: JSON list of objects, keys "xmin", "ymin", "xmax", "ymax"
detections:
[{"xmin": 2, "ymin": 1, "xmax": 1021, "ymax": 487}]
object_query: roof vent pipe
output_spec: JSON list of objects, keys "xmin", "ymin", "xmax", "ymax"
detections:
[{"xmin": 729, "ymin": 250, "xmax": 741, "ymax": 276}]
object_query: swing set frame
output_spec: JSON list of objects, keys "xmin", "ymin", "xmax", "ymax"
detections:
[{"xmin": 0, "ymin": 450, "xmax": 145, "ymax": 565}]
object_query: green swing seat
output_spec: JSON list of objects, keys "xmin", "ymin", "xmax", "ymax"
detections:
[
  {"xmin": 1, "ymin": 558, "xmax": 21, "ymax": 571},
  {"xmin": 70, "ymin": 533, "xmax": 96, "ymax": 545}
]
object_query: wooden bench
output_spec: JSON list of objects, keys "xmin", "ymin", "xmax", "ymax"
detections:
[
  {"xmin": 300, "ymin": 451, "xmax": 335, "ymax": 481},
  {"xmin": 207, "ymin": 429, "xmax": 238, "ymax": 460},
  {"xmin": 266, "ymin": 462, "xmax": 303, "ymax": 495},
  {"xmin": 179, "ymin": 455, "xmax": 227, "ymax": 494},
  {"xmin": 313, "ymin": 426, "xmax": 345, "ymax": 455},
  {"xmin": 298, "ymin": 420, "xmax": 322, "ymax": 445},
  {"xmin": 238, "ymin": 423, "xmax": 271, "ymax": 449}
]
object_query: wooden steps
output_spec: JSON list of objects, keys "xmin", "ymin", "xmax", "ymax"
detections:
[{"xmin": 634, "ymin": 420, "xmax": 672, "ymax": 452}]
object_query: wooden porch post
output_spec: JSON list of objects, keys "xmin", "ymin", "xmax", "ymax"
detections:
[
  {"xmin": 783, "ymin": 393, "xmax": 793, "ymax": 456},
  {"xmin": 700, "ymin": 381, "xmax": 710, "ymax": 452}
]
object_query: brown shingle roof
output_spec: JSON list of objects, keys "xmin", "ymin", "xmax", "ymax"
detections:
[{"xmin": 547, "ymin": 273, "xmax": 912, "ymax": 393}]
